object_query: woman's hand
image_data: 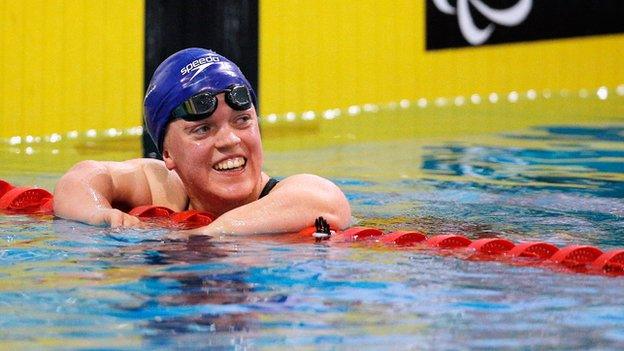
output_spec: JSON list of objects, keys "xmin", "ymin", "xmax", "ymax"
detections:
[{"xmin": 88, "ymin": 208, "xmax": 141, "ymax": 227}]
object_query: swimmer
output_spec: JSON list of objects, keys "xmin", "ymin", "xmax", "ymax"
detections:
[{"xmin": 53, "ymin": 48, "xmax": 351, "ymax": 236}]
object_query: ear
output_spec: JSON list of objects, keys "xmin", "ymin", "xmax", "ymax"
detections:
[{"xmin": 162, "ymin": 149, "xmax": 176, "ymax": 170}]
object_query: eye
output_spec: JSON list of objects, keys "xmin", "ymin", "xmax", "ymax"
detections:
[
  {"xmin": 234, "ymin": 114, "xmax": 253, "ymax": 127},
  {"xmin": 191, "ymin": 124, "xmax": 212, "ymax": 135}
]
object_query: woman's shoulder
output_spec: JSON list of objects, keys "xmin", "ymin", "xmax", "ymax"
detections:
[
  {"xmin": 276, "ymin": 173, "xmax": 336, "ymax": 187},
  {"xmin": 134, "ymin": 158, "xmax": 188, "ymax": 211},
  {"xmin": 271, "ymin": 174, "xmax": 347, "ymax": 202}
]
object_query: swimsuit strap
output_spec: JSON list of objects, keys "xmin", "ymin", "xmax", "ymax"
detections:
[{"xmin": 259, "ymin": 178, "xmax": 279, "ymax": 199}]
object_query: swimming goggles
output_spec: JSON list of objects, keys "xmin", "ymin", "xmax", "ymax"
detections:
[{"xmin": 170, "ymin": 84, "xmax": 252, "ymax": 121}]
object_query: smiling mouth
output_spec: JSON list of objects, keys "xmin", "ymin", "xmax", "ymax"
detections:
[{"xmin": 213, "ymin": 157, "xmax": 247, "ymax": 172}]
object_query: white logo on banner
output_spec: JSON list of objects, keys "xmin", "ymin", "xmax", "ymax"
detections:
[{"xmin": 432, "ymin": 0, "xmax": 533, "ymax": 45}]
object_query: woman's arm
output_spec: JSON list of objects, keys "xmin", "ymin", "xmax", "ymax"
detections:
[
  {"xmin": 190, "ymin": 174, "xmax": 351, "ymax": 236},
  {"xmin": 53, "ymin": 158, "xmax": 186, "ymax": 227}
]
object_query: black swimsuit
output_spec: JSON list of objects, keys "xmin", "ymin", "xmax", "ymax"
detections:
[{"xmin": 259, "ymin": 178, "xmax": 279, "ymax": 199}]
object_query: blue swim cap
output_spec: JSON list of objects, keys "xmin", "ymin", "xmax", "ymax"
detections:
[{"xmin": 144, "ymin": 48, "xmax": 257, "ymax": 153}]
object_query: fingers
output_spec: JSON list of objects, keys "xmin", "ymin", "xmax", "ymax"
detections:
[{"xmin": 106, "ymin": 209, "xmax": 141, "ymax": 228}]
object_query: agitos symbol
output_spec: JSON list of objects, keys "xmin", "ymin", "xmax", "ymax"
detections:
[
  {"xmin": 431, "ymin": 0, "xmax": 532, "ymax": 45},
  {"xmin": 426, "ymin": 0, "xmax": 624, "ymax": 50}
]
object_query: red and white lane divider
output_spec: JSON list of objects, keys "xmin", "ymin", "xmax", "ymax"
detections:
[
  {"xmin": 128, "ymin": 205, "xmax": 214, "ymax": 228},
  {"xmin": 301, "ymin": 226, "xmax": 624, "ymax": 276},
  {"xmin": 0, "ymin": 179, "xmax": 53, "ymax": 214},
  {"xmin": 0, "ymin": 180, "xmax": 214, "ymax": 229},
  {"xmin": 1, "ymin": 179, "xmax": 623, "ymax": 277}
]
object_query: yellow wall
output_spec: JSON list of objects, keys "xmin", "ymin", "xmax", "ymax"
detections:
[
  {"xmin": 259, "ymin": 0, "xmax": 624, "ymax": 115},
  {"xmin": 2, "ymin": 1, "xmax": 623, "ymax": 140},
  {"xmin": 0, "ymin": 0, "xmax": 143, "ymax": 139}
]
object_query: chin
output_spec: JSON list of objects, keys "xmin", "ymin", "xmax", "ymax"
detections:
[{"xmin": 209, "ymin": 163, "xmax": 259, "ymax": 195}]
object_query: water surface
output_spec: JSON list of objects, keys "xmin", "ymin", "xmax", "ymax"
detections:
[{"xmin": 2, "ymin": 124, "xmax": 624, "ymax": 350}]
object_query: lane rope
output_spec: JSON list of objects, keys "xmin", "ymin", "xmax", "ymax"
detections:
[{"xmin": 2, "ymin": 179, "xmax": 623, "ymax": 277}]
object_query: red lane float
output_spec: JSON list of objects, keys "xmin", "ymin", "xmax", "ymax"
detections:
[
  {"xmin": 468, "ymin": 238, "xmax": 515, "ymax": 255},
  {"xmin": 0, "ymin": 179, "xmax": 14, "ymax": 198},
  {"xmin": 39, "ymin": 198, "xmax": 54, "ymax": 214},
  {"xmin": 590, "ymin": 250, "xmax": 624, "ymax": 276},
  {"xmin": 467, "ymin": 238, "xmax": 515, "ymax": 260},
  {"xmin": 129, "ymin": 205, "xmax": 175, "ymax": 218},
  {"xmin": 548, "ymin": 245, "xmax": 604, "ymax": 273},
  {"xmin": 2, "ymin": 178, "xmax": 624, "ymax": 278},
  {"xmin": 128, "ymin": 205, "xmax": 214, "ymax": 228},
  {"xmin": 426, "ymin": 234, "xmax": 472, "ymax": 249},
  {"xmin": 379, "ymin": 230, "xmax": 427, "ymax": 246},
  {"xmin": 170, "ymin": 210, "xmax": 214, "ymax": 228},
  {"xmin": 508, "ymin": 242, "xmax": 559, "ymax": 260},
  {"xmin": 335, "ymin": 227, "xmax": 383, "ymax": 242},
  {"xmin": 0, "ymin": 186, "xmax": 54, "ymax": 214}
]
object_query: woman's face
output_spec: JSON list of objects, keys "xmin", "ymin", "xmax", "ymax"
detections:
[{"xmin": 162, "ymin": 94, "xmax": 264, "ymax": 212}]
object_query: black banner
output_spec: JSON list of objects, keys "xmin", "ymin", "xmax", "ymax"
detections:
[
  {"xmin": 143, "ymin": 0, "xmax": 258, "ymax": 158},
  {"xmin": 427, "ymin": 0, "xmax": 624, "ymax": 50}
]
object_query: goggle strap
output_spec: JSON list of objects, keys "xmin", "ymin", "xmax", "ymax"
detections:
[
  {"xmin": 183, "ymin": 99, "xmax": 198, "ymax": 115},
  {"xmin": 171, "ymin": 105, "xmax": 188, "ymax": 118}
]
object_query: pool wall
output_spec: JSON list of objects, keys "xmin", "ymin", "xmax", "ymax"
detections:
[
  {"xmin": 0, "ymin": 0, "xmax": 144, "ymax": 139},
  {"xmin": 259, "ymin": 1, "xmax": 624, "ymax": 115}
]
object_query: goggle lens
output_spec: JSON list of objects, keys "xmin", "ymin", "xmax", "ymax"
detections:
[
  {"xmin": 185, "ymin": 94, "xmax": 216, "ymax": 115},
  {"xmin": 226, "ymin": 85, "xmax": 253, "ymax": 111},
  {"xmin": 171, "ymin": 85, "xmax": 252, "ymax": 121}
]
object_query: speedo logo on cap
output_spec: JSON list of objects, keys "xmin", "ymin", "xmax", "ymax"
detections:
[{"xmin": 180, "ymin": 54, "xmax": 221, "ymax": 77}]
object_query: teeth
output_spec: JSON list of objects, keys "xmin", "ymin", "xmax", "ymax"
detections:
[{"xmin": 214, "ymin": 157, "xmax": 245, "ymax": 170}]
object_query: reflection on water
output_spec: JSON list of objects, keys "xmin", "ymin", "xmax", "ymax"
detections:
[{"xmin": 2, "ymin": 124, "xmax": 624, "ymax": 349}]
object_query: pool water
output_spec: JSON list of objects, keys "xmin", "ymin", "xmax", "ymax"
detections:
[{"xmin": 2, "ymin": 124, "xmax": 624, "ymax": 350}]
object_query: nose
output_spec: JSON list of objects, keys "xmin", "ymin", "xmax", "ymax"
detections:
[{"xmin": 214, "ymin": 125, "xmax": 241, "ymax": 149}]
